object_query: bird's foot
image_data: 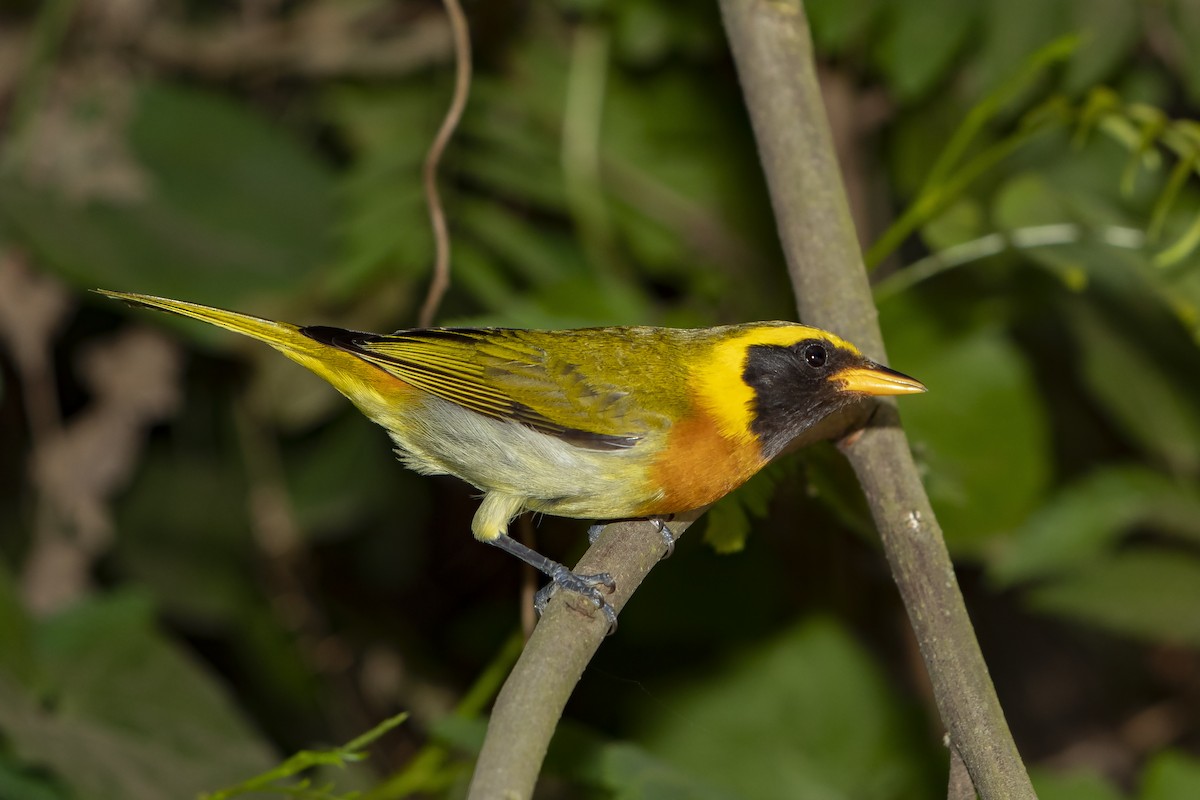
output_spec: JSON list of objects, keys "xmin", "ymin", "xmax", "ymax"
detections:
[
  {"xmin": 534, "ymin": 567, "xmax": 618, "ymax": 633},
  {"xmin": 586, "ymin": 523, "xmax": 605, "ymax": 545},
  {"xmin": 486, "ymin": 533, "xmax": 619, "ymax": 633}
]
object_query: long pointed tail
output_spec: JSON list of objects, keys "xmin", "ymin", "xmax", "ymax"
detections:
[
  {"xmin": 95, "ymin": 290, "xmax": 312, "ymax": 353},
  {"xmin": 93, "ymin": 290, "xmax": 387, "ymax": 400}
]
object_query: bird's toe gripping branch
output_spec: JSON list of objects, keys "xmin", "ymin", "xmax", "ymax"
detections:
[
  {"xmin": 651, "ymin": 517, "xmax": 675, "ymax": 559},
  {"xmin": 533, "ymin": 568, "xmax": 618, "ymax": 632},
  {"xmin": 488, "ymin": 533, "xmax": 619, "ymax": 633}
]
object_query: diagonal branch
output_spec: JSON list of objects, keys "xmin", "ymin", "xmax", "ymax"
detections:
[
  {"xmin": 466, "ymin": 513, "xmax": 701, "ymax": 799},
  {"xmin": 717, "ymin": 1, "xmax": 1035, "ymax": 798}
]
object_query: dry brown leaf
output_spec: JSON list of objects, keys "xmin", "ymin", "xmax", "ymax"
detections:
[
  {"xmin": 79, "ymin": 325, "xmax": 182, "ymax": 421},
  {"xmin": 79, "ymin": 0, "xmax": 157, "ymax": 44},
  {"xmin": 0, "ymin": 250, "xmax": 71, "ymax": 374},
  {"xmin": 24, "ymin": 325, "xmax": 182, "ymax": 614},
  {"xmin": 32, "ymin": 326, "xmax": 183, "ymax": 541},
  {"xmin": 17, "ymin": 63, "xmax": 150, "ymax": 204},
  {"xmin": 0, "ymin": 26, "xmax": 26, "ymax": 103}
]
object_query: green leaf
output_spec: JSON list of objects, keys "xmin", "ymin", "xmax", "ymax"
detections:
[
  {"xmin": 551, "ymin": 722, "xmax": 742, "ymax": 800},
  {"xmin": 1063, "ymin": 0, "xmax": 1140, "ymax": 94},
  {"xmin": 0, "ymin": 562, "xmax": 34, "ymax": 686},
  {"xmin": 611, "ymin": 1, "xmax": 719, "ymax": 64},
  {"xmin": 883, "ymin": 312, "xmax": 1051, "ymax": 552},
  {"xmin": 456, "ymin": 269, "xmax": 654, "ymax": 329},
  {"xmin": 921, "ymin": 198, "xmax": 985, "ymax": 251},
  {"xmin": 0, "ymin": 592, "xmax": 276, "ymax": 800},
  {"xmin": 1031, "ymin": 767, "xmax": 1125, "ymax": 800},
  {"xmin": 877, "ymin": 0, "xmax": 977, "ymax": 101},
  {"xmin": 636, "ymin": 618, "xmax": 938, "ymax": 800},
  {"xmin": 202, "ymin": 713, "xmax": 407, "ymax": 800},
  {"xmin": 1026, "ymin": 549, "xmax": 1200, "ymax": 646},
  {"xmin": 0, "ymin": 82, "xmax": 336, "ymax": 305},
  {"xmin": 0, "ymin": 752, "xmax": 71, "ymax": 800},
  {"xmin": 1140, "ymin": 750, "xmax": 1200, "ymax": 800},
  {"xmin": 972, "ymin": 0, "xmax": 1067, "ymax": 97},
  {"xmin": 434, "ymin": 716, "xmax": 739, "ymax": 800},
  {"xmin": 113, "ymin": 450, "xmax": 255, "ymax": 625},
  {"xmin": 582, "ymin": 742, "xmax": 741, "ymax": 800},
  {"xmin": 1067, "ymin": 302, "xmax": 1200, "ymax": 475},
  {"xmin": 601, "ymin": 66, "xmax": 772, "ymax": 296},
  {"xmin": 1148, "ymin": 151, "xmax": 1198, "ymax": 244},
  {"xmin": 284, "ymin": 413, "xmax": 427, "ymax": 548},
  {"xmin": 1154, "ymin": 208, "xmax": 1200, "ymax": 268},
  {"xmin": 331, "ymin": 166, "xmax": 431, "ymax": 294},
  {"xmin": 993, "ymin": 466, "xmax": 1200, "ymax": 585},
  {"xmin": 703, "ymin": 458, "xmax": 798, "ymax": 554},
  {"xmin": 320, "ymin": 83, "xmax": 442, "ymax": 297},
  {"xmin": 457, "ymin": 147, "xmax": 566, "ymax": 211},
  {"xmin": 922, "ymin": 36, "xmax": 1080, "ymax": 197},
  {"xmin": 613, "ymin": 0, "xmax": 672, "ymax": 64},
  {"xmin": 1171, "ymin": 0, "xmax": 1200, "ymax": 105},
  {"xmin": 458, "ymin": 198, "xmax": 585, "ymax": 285},
  {"xmin": 806, "ymin": 0, "xmax": 881, "ymax": 52},
  {"xmin": 702, "ymin": 491, "xmax": 755, "ymax": 556},
  {"xmin": 799, "ymin": 443, "xmax": 877, "ymax": 540},
  {"xmin": 993, "ymin": 172, "xmax": 1073, "ymax": 230}
]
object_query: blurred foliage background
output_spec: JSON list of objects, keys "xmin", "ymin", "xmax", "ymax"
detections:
[{"xmin": 2, "ymin": 0, "xmax": 1200, "ymax": 798}]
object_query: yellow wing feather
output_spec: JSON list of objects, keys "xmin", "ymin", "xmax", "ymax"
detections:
[{"xmin": 310, "ymin": 327, "xmax": 654, "ymax": 450}]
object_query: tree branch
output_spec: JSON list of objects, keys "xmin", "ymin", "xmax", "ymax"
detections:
[
  {"xmin": 466, "ymin": 512, "xmax": 701, "ymax": 799},
  {"xmin": 718, "ymin": 1, "xmax": 1034, "ymax": 798}
]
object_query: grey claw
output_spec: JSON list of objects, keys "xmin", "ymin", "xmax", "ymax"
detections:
[
  {"xmin": 534, "ymin": 582, "xmax": 556, "ymax": 615},
  {"xmin": 598, "ymin": 602, "xmax": 618, "ymax": 634},
  {"xmin": 652, "ymin": 518, "xmax": 676, "ymax": 559}
]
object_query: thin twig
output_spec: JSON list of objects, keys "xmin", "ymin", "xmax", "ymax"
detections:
[
  {"xmin": 417, "ymin": 0, "xmax": 472, "ymax": 328},
  {"xmin": 872, "ymin": 223, "xmax": 1147, "ymax": 301}
]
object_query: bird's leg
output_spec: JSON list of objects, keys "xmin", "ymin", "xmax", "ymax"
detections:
[
  {"xmin": 487, "ymin": 534, "xmax": 618, "ymax": 632},
  {"xmin": 586, "ymin": 523, "xmax": 605, "ymax": 544}
]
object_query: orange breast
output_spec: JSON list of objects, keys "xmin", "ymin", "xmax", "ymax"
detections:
[{"xmin": 634, "ymin": 407, "xmax": 767, "ymax": 516}]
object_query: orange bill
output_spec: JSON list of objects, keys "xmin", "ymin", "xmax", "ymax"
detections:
[{"xmin": 833, "ymin": 363, "xmax": 927, "ymax": 396}]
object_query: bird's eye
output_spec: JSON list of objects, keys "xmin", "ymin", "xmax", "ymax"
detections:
[{"xmin": 804, "ymin": 343, "xmax": 827, "ymax": 368}]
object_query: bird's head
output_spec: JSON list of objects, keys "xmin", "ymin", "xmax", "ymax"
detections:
[{"xmin": 712, "ymin": 324, "xmax": 926, "ymax": 459}]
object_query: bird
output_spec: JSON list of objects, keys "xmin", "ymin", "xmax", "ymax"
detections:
[{"xmin": 97, "ymin": 290, "xmax": 926, "ymax": 628}]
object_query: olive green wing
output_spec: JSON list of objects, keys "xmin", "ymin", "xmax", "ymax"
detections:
[{"xmin": 303, "ymin": 325, "xmax": 657, "ymax": 450}]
